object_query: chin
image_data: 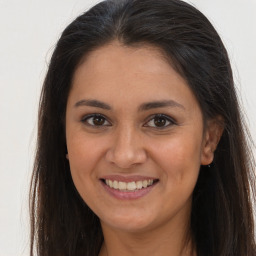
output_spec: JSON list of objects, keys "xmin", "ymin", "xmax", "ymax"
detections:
[{"xmin": 100, "ymin": 212, "xmax": 160, "ymax": 233}]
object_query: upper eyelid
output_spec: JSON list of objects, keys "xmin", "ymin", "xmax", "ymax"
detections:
[
  {"xmin": 81, "ymin": 113, "xmax": 108, "ymax": 120},
  {"xmin": 144, "ymin": 114, "xmax": 176, "ymax": 124}
]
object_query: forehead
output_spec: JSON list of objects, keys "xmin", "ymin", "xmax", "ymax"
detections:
[
  {"xmin": 69, "ymin": 41, "xmax": 199, "ymax": 112},
  {"xmin": 74, "ymin": 42, "xmax": 173, "ymax": 81}
]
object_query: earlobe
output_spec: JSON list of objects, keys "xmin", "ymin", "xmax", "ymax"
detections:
[
  {"xmin": 66, "ymin": 154, "xmax": 69, "ymax": 160},
  {"xmin": 201, "ymin": 116, "xmax": 224, "ymax": 166}
]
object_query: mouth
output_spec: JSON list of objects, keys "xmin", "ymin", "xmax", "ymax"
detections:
[{"xmin": 101, "ymin": 178, "xmax": 158, "ymax": 192}]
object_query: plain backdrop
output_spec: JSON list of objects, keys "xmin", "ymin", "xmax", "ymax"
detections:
[{"xmin": 0, "ymin": 0, "xmax": 255, "ymax": 255}]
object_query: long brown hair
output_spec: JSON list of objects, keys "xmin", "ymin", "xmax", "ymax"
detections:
[{"xmin": 30, "ymin": 0, "xmax": 256, "ymax": 255}]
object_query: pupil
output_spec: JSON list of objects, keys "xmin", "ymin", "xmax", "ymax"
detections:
[
  {"xmin": 93, "ymin": 116, "xmax": 104, "ymax": 125},
  {"xmin": 154, "ymin": 117, "xmax": 166, "ymax": 127}
]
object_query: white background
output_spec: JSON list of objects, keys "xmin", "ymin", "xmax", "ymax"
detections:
[{"xmin": 0, "ymin": 0, "xmax": 255, "ymax": 255}]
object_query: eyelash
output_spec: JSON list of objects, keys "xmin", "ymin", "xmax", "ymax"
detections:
[{"xmin": 81, "ymin": 113, "xmax": 176, "ymax": 129}]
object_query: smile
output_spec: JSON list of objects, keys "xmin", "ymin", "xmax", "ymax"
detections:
[
  {"xmin": 100, "ymin": 176, "xmax": 159, "ymax": 200},
  {"xmin": 104, "ymin": 179, "xmax": 154, "ymax": 191}
]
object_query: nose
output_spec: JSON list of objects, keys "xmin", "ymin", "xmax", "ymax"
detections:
[{"xmin": 105, "ymin": 126, "xmax": 147, "ymax": 169}]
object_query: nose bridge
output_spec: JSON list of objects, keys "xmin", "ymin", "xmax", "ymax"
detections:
[{"xmin": 105, "ymin": 123, "xmax": 147, "ymax": 168}]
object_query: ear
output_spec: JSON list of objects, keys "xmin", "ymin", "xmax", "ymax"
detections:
[
  {"xmin": 201, "ymin": 116, "xmax": 224, "ymax": 165},
  {"xmin": 66, "ymin": 153, "xmax": 69, "ymax": 160}
]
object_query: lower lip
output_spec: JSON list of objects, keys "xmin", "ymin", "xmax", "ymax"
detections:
[{"xmin": 101, "ymin": 181, "xmax": 157, "ymax": 200}]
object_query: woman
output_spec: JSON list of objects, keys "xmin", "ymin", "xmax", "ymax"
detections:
[{"xmin": 30, "ymin": 0, "xmax": 256, "ymax": 255}]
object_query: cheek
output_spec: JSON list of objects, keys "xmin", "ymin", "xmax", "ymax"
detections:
[
  {"xmin": 150, "ymin": 134, "xmax": 202, "ymax": 185},
  {"xmin": 66, "ymin": 136, "xmax": 105, "ymax": 204},
  {"xmin": 66, "ymin": 134, "xmax": 104, "ymax": 183}
]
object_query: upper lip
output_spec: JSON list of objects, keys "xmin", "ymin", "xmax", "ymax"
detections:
[{"xmin": 100, "ymin": 175, "xmax": 158, "ymax": 182}]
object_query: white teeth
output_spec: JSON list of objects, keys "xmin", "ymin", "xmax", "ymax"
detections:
[
  {"xmin": 119, "ymin": 181, "xmax": 126, "ymax": 190},
  {"xmin": 113, "ymin": 180, "xmax": 118, "ymax": 189},
  {"xmin": 105, "ymin": 179, "xmax": 155, "ymax": 191},
  {"xmin": 142, "ymin": 180, "xmax": 148, "ymax": 188},
  {"xmin": 127, "ymin": 181, "xmax": 136, "ymax": 191},
  {"xmin": 136, "ymin": 181, "xmax": 143, "ymax": 189}
]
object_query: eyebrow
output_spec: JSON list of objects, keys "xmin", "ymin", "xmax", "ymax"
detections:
[
  {"xmin": 74, "ymin": 99, "xmax": 111, "ymax": 110},
  {"xmin": 74, "ymin": 99, "xmax": 185, "ymax": 111},
  {"xmin": 138, "ymin": 100, "xmax": 185, "ymax": 111}
]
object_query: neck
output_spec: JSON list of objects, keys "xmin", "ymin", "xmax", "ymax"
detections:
[{"xmin": 99, "ymin": 216, "xmax": 195, "ymax": 256}]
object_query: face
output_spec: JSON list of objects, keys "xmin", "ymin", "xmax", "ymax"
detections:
[{"xmin": 65, "ymin": 42, "xmax": 215, "ymax": 234}]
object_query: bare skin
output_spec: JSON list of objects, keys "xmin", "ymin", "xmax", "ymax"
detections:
[
  {"xmin": 65, "ymin": 41, "xmax": 223, "ymax": 256},
  {"xmin": 98, "ymin": 210, "xmax": 195, "ymax": 256}
]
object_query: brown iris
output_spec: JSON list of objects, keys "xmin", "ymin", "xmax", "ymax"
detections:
[
  {"xmin": 154, "ymin": 116, "xmax": 167, "ymax": 127},
  {"xmin": 93, "ymin": 115, "xmax": 105, "ymax": 126}
]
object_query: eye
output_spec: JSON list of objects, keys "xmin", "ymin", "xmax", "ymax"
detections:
[
  {"xmin": 145, "ymin": 114, "xmax": 176, "ymax": 128},
  {"xmin": 81, "ymin": 114, "xmax": 111, "ymax": 127}
]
